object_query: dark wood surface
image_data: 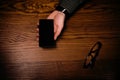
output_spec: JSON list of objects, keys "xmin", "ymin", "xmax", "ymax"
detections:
[{"xmin": 0, "ymin": 0, "xmax": 120, "ymax": 80}]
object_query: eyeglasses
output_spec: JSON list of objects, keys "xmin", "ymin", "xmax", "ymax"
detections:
[{"xmin": 83, "ymin": 41, "xmax": 102, "ymax": 69}]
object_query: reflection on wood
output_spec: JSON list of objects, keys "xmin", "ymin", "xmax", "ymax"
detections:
[
  {"xmin": 0, "ymin": 60, "xmax": 118, "ymax": 80},
  {"xmin": 0, "ymin": 0, "xmax": 58, "ymax": 14}
]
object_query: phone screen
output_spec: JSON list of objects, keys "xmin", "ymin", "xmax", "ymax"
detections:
[{"xmin": 39, "ymin": 19, "xmax": 56, "ymax": 48}]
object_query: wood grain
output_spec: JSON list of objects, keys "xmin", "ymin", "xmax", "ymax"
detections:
[
  {"xmin": 0, "ymin": 0, "xmax": 120, "ymax": 80},
  {"xmin": 0, "ymin": 0, "xmax": 58, "ymax": 14}
]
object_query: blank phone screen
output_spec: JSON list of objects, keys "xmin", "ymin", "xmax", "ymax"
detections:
[{"xmin": 39, "ymin": 19, "xmax": 56, "ymax": 48}]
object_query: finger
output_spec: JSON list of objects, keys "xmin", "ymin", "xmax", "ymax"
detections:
[
  {"xmin": 54, "ymin": 23, "xmax": 58, "ymax": 40},
  {"xmin": 36, "ymin": 33, "xmax": 39, "ymax": 42},
  {"xmin": 36, "ymin": 20, "xmax": 40, "ymax": 42},
  {"xmin": 36, "ymin": 27, "xmax": 39, "ymax": 41},
  {"xmin": 54, "ymin": 30, "xmax": 61, "ymax": 40},
  {"xmin": 36, "ymin": 28, "xmax": 39, "ymax": 32},
  {"xmin": 54, "ymin": 22, "xmax": 57, "ymax": 33},
  {"xmin": 37, "ymin": 22, "xmax": 39, "ymax": 26},
  {"xmin": 54, "ymin": 26, "xmax": 62, "ymax": 40},
  {"xmin": 36, "ymin": 37, "xmax": 39, "ymax": 42}
]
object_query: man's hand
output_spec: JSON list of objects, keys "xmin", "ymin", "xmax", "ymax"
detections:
[{"xmin": 47, "ymin": 10, "xmax": 65, "ymax": 40}]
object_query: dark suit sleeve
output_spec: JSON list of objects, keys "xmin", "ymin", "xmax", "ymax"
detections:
[{"xmin": 58, "ymin": 0, "xmax": 87, "ymax": 14}]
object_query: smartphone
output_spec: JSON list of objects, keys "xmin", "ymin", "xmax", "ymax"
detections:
[{"xmin": 39, "ymin": 19, "xmax": 56, "ymax": 48}]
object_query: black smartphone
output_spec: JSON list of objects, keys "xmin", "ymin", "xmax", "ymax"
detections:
[{"xmin": 39, "ymin": 19, "xmax": 56, "ymax": 48}]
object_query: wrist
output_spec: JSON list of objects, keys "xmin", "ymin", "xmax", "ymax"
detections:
[
  {"xmin": 55, "ymin": 10, "xmax": 65, "ymax": 17},
  {"xmin": 55, "ymin": 6, "xmax": 69, "ymax": 16}
]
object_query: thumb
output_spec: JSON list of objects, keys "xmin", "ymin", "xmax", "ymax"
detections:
[{"xmin": 54, "ymin": 24, "xmax": 63, "ymax": 40}]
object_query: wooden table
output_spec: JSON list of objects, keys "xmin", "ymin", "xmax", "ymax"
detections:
[{"xmin": 0, "ymin": 0, "xmax": 120, "ymax": 79}]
